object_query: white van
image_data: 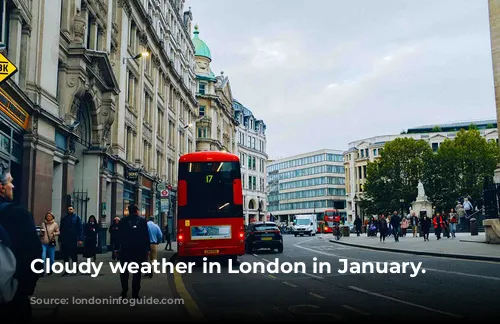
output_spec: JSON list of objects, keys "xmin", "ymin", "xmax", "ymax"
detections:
[{"xmin": 292, "ymin": 214, "xmax": 317, "ymax": 237}]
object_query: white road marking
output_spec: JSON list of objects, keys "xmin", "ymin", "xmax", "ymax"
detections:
[
  {"xmin": 425, "ymin": 268, "xmax": 500, "ymax": 281},
  {"xmin": 349, "ymin": 286, "xmax": 462, "ymax": 318},
  {"xmin": 282, "ymin": 281, "xmax": 298, "ymax": 288},
  {"xmin": 308, "ymin": 292, "xmax": 325, "ymax": 299},
  {"xmin": 342, "ymin": 304, "xmax": 370, "ymax": 316},
  {"xmin": 302, "ymin": 272, "xmax": 324, "ymax": 280},
  {"xmin": 261, "ymin": 258, "xmax": 272, "ymax": 263},
  {"xmin": 252, "ymin": 254, "xmax": 258, "ymax": 257},
  {"xmin": 294, "ymin": 243, "xmax": 500, "ymax": 281},
  {"xmin": 268, "ymin": 275, "xmax": 277, "ymax": 279},
  {"xmin": 293, "ymin": 237, "xmax": 316, "ymax": 245}
]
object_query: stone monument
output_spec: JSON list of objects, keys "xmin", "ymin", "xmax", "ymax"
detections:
[{"xmin": 411, "ymin": 180, "xmax": 433, "ymax": 217}]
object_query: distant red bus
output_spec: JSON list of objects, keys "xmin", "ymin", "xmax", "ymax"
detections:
[
  {"xmin": 322, "ymin": 209, "xmax": 341, "ymax": 233},
  {"xmin": 176, "ymin": 151, "xmax": 245, "ymax": 260}
]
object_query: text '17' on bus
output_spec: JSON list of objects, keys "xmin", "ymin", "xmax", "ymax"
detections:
[{"xmin": 176, "ymin": 151, "xmax": 245, "ymax": 261}]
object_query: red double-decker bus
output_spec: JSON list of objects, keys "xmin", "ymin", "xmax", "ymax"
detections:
[
  {"xmin": 322, "ymin": 209, "xmax": 341, "ymax": 233},
  {"xmin": 176, "ymin": 151, "xmax": 245, "ymax": 260}
]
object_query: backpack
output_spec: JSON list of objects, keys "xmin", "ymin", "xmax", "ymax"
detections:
[
  {"xmin": 120, "ymin": 217, "xmax": 144, "ymax": 252},
  {"xmin": 0, "ymin": 202, "xmax": 18, "ymax": 304}
]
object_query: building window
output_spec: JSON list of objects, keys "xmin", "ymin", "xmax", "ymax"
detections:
[
  {"xmin": 0, "ymin": 0, "xmax": 7, "ymax": 48},
  {"xmin": 198, "ymin": 82, "xmax": 206, "ymax": 94},
  {"xmin": 198, "ymin": 105, "xmax": 205, "ymax": 117},
  {"xmin": 431, "ymin": 142, "xmax": 439, "ymax": 152}
]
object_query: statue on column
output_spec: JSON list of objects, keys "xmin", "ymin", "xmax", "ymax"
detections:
[{"xmin": 417, "ymin": 180, "xmax": 426, "ymax": 199}]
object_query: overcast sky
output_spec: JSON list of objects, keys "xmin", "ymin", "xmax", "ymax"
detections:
[{"xmin": 184, "ymin": 0, "xmax": 495, "ymax": 159}]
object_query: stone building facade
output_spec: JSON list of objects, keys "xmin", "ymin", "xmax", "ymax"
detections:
[
  {"xmin": 0, "ymin": 0, "xmax": 197, "ymax": 239},
  {"xmin": 233, "ymin": 98, "xmax": 267, "ymax": 224},
  {"xmin": 192, "ymin": 25, "xmax": 237, "ymax": 153}
]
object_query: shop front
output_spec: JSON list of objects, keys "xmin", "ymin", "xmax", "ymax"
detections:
[
  {"xmin": 141, "ymin": 175, "xmax": 153, "ymax": 218},
  {"xmin": 0, "ymin": 86, "xmax": 29, "ymax": 206}
]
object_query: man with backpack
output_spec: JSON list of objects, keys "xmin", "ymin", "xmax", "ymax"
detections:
[
  {"xmin": 117, "ymin": 204, "xmax": 150, "ymax": 298},
  {"xmin": 0, "ymin": 164, "xmax": 42, "ymax": 319}
]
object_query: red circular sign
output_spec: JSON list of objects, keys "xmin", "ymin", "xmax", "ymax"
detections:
[{"xmin": 161, "ymin": 190, "xmax": 169, "ymax": 197}]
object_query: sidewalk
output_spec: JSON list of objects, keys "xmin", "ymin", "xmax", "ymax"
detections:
[
  {"xmin": 325, "ymin": 232, "xmax": 500, "ymax": 262},
  {"xmin": 32, "ymin": 243, "xmax": 183, "ymax": 322}
]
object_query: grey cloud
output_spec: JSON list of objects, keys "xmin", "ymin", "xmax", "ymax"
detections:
[{"xmin": 185, "ymin": 0, "xmax": 494, "ymax": 158}]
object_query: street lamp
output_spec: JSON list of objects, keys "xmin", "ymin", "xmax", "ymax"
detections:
[
  {"xmin": 258, "ymin": 199, "xmax": 262, "ymax": 221},
  {"xmin": 400, "ymin": 199, "xmax": 404, "ymax": 217},
  {"xmin": 123, "ymin": 51, "xmax": 149, "ymax": 64}
]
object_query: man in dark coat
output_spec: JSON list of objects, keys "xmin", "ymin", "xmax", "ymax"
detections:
[
  {"xmin": 353, "ymin": 216, "xmax": 362, "ymax": 236},
  {"xmin": 58, "ymin": 205, "xmax": 83, "ymax": 275},
  {"xmin": 0, "ymin": 165, "xmax": 42, "ymax": 320}
]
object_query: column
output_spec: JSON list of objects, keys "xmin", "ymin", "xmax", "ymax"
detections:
[
  {"xmin": 7, "ymin": 9, "xmax": 22, "ymax": 84},
  {"xmin": 21, "ymin": 134, "xmax": 36, "ymax": 212},
  {"xmin": 111, "ymin": 176, "xmax": 124, "ymax": 218},
  {"xmin": 61, "ymin": 154, "xmax": 77, "ymax": 215},
  {"xmin": 32, "ymin": 140, "xmax": 56, "ymax": 225},
  {"xmin": 489, "ymin": 0, "xmax": 500, "ymax": 182}
]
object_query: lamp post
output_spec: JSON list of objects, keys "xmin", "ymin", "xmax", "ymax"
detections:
[
  {"xmin": 400, "ymin": 199, "xmax": 404, "ymax": 218},
  {"xmin": 122, "ymin": 51, "xmax": 149, "ymax": 64},
  {"xmin": 258, "ymin": 199, "xmax": 262, "ymax": 222}
]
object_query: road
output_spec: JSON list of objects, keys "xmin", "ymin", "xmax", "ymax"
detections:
[{"xmin": 174, "ymin": 234, "xmax": 500, "ymax": 321}]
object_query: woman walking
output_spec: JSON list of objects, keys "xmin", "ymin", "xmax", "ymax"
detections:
[
  {"xmin": 83, "ymin": 215, "xmax": 99, "ymax": 261},
  {"xmin": 39, "ymin": 212, "xmax": 60, "ymax": 276}
]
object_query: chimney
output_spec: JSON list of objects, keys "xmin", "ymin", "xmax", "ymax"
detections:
[{"xmin": 183, "ymin": 7, "xmax": 193, "ymax": 30}]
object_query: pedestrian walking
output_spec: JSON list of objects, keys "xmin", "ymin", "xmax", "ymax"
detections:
[
  {"xmin": 118, "ymin": 204, "xmax": 150, "ymax": 298},
  {"xmin": 109, "ymin": 217, "xmax": 120, "ymax": 260},
  {"xmin": 39, "ymin": 211, "xmax": 59, "ymax": 276},
  {"xmin": 146, "ymin": 216, "xmax": 163, "ymax": 278},
  {"xmin": 421, "ymin": 215, "xmax": 431, "ymax": 241},
  {"xmin": 378, "ymin": 215, "xmax": 388, "ymax": 243},
  {"xmin": 164, "ymin": 224, "xmax": 172, "ymax": 251},
  {"xmin": 410, "ymin": 212, "xmax": 419, "ymax": 237},
  {"xmin": 449, "ymin": 209, "xmax": 458, "ymax": 238},
  {"xmin": 390, "ymin": 211, "xmax": 401, "ymax": 242},
  {"xmin": 0, "ymin": 164, "xmax": 42, "ymax": 320},
  {"xmin": 83, "ymin": 215, "xmax": 98, "ymax": 261},
  {"xmin": 354, "ymin": 216, "xmax": 362, "ymax": 236},
  {"xmin": 59, "ymin": 205, "xmax": 83, "ymax": 276}
]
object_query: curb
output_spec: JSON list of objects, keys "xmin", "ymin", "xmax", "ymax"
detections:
[{"xmin": 328, "ymin": 239, "xmax": 500, "ymax": 262}]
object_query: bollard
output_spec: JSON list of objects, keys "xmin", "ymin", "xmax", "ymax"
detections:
[{"xmin": 470, "ymin": 218, "xmax": 478, "ymax": 236}]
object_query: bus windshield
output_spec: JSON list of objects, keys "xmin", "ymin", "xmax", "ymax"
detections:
[
  {"xmin": 325, "ymin": 211, "xmax": 339, "ymax": 217},
  {"xmin": 178, "ymin": 161, "xmax": 242, "ymax": 218}
]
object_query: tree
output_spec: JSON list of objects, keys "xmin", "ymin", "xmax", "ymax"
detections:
[
  {"xmin": 424, "ymin": 129, "xmax": 500, "ymax": 210},
  {"xmin": 432, "ymin": 126, "xmax": 442, "ymax": 132},
  {"xmin": 362, "ymin": 138, "xmax": 434, "ymax": 215}
]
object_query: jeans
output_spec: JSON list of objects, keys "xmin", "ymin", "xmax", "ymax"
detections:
[
  {"xmin": 450, "ymin": 223, "xmax": 457, "ymax": 237},
  {"xmin": 42, "ymin": 243, "xmax": 56, "ymax": 273}
]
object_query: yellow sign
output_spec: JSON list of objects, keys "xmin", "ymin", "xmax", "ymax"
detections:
[
  {"xmin": 0, "ymin": 53, "xmax": 18, "ymax": 84},
  {"xmin": 185, "ymin": 220, "xmax": 190, "ymax": 226},
  {"xmin": 0, "ymin": 87, "xmax": 29, "ymax": 130}
]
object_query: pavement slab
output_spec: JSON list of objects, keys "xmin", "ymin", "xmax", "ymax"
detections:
[
  {"xmin": 324, "ymin": 232, "xmax": 500, "ymax": 261},
  {"xmin": 30, "ymin": 243, "xmax": 183, "ymax": 322}
]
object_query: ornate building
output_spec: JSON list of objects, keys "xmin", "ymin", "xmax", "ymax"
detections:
[
  {"xmin": 233, "ymin": 99, "xmax": 267, "ymax": 224},
  {"xmin": 0, "ymin": 0, "xmax": 197, "ymax": 239},
  {"xmin": 192, "ymin": 25, "xmax": 237, "ymax": 153}
]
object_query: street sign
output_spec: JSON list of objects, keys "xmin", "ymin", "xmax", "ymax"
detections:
[
  {"xmin": 157, "ymin": 183, "xmax": 166, "ymax": 191},
  {"xmin": 0, "ymin": 52, "xmax": 18, "ymax": 84},
  {"xmin": 160, "ymin": 190, "xmax": 169, "ymax": 197}
]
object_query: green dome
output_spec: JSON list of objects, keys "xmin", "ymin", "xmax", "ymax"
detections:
[{"xmin": 192, "ymin": 25, "xmax": 211, "ymax": 60}]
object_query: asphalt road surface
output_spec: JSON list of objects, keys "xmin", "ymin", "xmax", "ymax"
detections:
[{"xmin": 175, "ymin": 234, "xmax": 500, "ymax": 321}]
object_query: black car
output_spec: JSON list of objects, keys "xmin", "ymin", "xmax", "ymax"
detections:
[{"xmin": 245, "ymin": 222, "xmax": 283, "ymax": 253}]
